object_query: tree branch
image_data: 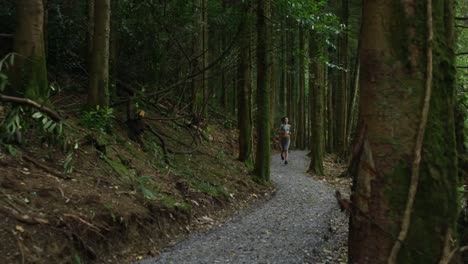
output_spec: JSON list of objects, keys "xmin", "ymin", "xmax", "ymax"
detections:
[
  {"xmin": 456, "ymin": 52, "xmax": 468, "ymax": 56},
  {"xmin": 0, "ymin": 94, "xmax": 61, "ymax": 121}
]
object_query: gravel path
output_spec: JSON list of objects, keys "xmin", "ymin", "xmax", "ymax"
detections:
[{"xmin": 139, "ymin": 151, "xmax": 343, "ymax": 264}]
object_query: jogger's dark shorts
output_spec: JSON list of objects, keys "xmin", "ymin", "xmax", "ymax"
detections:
[{"xmin": 281, "ymin": 137, "xmax": 290, "ymax": 151}]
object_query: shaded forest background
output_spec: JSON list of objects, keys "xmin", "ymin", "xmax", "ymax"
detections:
[{"xmin": 0, "ymin": 0, "xmax": 467, "ymax": 263}]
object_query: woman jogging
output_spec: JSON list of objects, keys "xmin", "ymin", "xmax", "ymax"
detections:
[{"xmin": 279, "ymin": 117, "xmax": 291, "ymax": 164}]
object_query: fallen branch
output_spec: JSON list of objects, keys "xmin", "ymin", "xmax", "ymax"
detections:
[
  {"xmin": 63, "ymin": 213, "xmax": 109, "ymax": 233},
  {"xmin": 0, "ymin": 204, "xmax": 49, "ymax": 225},
  {"xmin": 0, "ymin": 94, "xmax": 61, "ymax": 121}
]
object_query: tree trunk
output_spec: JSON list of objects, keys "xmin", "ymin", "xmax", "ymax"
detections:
[
  {"xmin": 335, "ymin": 0, "xmax": 349, "ymax": 154},
  {"xmin": 109, "ymin": 0, "xmax": 120, "ymax": 101},
  {"xmin": 191, "ymin": 0, "xmax": 208, "ymax": 117},
  {"xmin": 254, "ymin": 0, "xmax": 271, "ymax": 182},
  {"xmin": 279, "ymin": 27, "xmax": 287, "ymax": 116},
  {"xmin": 297, "ymin": 28, "xmax": 306, "ymax": 150},
  {"xmin": 88, "ymin": 0, "xmax": 110, "ymax": 108},
  {"xmin": 308, "ymin": 32, "xmax": 325, "ymax": 175},
  {"xmin": 327, "ymin": 66, "xmax": 334, "ymax": 153},
  {"xmin": 349, "ymin": 0, "xmax": 458, "ymax": 263},
  {"xmin": 42, "ymin": 0, "xmax": 48, "ymax": 57},
  {"xmin": 86, "ymin": 0, "xmax": 94, "ymax": 74},
  {"xmin": 11, "ymin": 0, "xmax": 48, "ymax": 102},
  {"xmin": 238, "ymin": 4, "xmax": 253, "ymax": 164},
  {"xmin": 287, "ymin": 25, "xmax": 296, "ymax": 148},
  {"xmin": 269, "ymin": 32, "xmax": 277, "ymax": 127}
]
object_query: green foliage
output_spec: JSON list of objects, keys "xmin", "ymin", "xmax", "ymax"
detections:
[
  {"xmin": 3, "ymin": 143, "xmax": 20, "ymax": 157},
  {"xmin": 32, "ymin": 111, "xmax": 63, "ymax": 135},
  {"xmin": 0, "ymin": 53, "xmax": 14, "ymax": 92},
  {"xmin": 215, "ymin": 149, "xmax": 227, "ymax": 163},
  {"xmin": 73, "ymin": 254, "xmax": 82, "ymax": 264},
  {"xmin": 63, "ymin": 150, "xmax": 74, "ymax": 174},
  {"xmin": 79, "ymin": 106, "xmax": 114, "ymax": 132},
  {"xmin": 1, "ymin": 106, "xmax": 23, "ymax": 141},
  {"xmin": 134, "ymin": 175, "xmax": 159, "ymax": 200}
]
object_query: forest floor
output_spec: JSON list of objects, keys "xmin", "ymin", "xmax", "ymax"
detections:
[
  {"xmin": 0, "ymin": 96, "xmax": 275, "ymax": 264},
  {"xmin": 137, "ymin": 151, "xmax": 350, "ymax": 264}
]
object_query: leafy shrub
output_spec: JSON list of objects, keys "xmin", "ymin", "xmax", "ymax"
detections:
[{"xmin": 79, "ymin": 106, "xmax": 114, "ymax": 132}]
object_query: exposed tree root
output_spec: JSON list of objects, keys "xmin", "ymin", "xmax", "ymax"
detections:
[
  {"xmin": 21, "ymin": 152, "xmax": 70, "ymax": 180},
  {"xmin": 0, "ymin": 204, "xmax": 49, "ymax": 225}
]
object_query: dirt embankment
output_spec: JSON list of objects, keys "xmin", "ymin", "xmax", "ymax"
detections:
[{"xmin": 0, "ymin": 100, "xmax": 272, "ymax": 264}]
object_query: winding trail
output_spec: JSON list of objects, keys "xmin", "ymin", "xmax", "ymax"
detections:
[{"xmin": 139, "ymin": 151, "xmax": 342, "ymax": 264}]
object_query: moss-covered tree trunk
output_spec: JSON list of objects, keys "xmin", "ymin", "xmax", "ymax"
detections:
[
  {"xmin": 11, "ymin": 0, "xmax": 49, "ymax": 102},
  {"xmin": 308, "ymin": 32, "xmax": 325, "ymax": 175},
  {"xmin": 238, "ymin": 4, "xmax": 253, "ymax": 164},
  {"xmin": 254, "ymin": 0, "xmax": 271, "ymax": 183},
  {"xmin": 349, "ymin": 0, "xmax": 458, "ymax": 263},
  {"xmin": 88, "ymin": 0, "xmax": 110, "ymax": 108}
]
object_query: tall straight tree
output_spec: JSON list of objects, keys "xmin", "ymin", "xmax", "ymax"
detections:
[
  {"xmin": 327, "ymin": 65, "xmax": 334, "ymax": 152},
  {"xmin": 191, "ymin": 0, "xmax": 208, "ymax": 117},
  {"xmin": 308, "ymin": 32, "xmax": 325, "ymax": 175},
  {"xmin": 11, "ymin": 0, "xmax": 48, "ymax": 102},
  {"xmin": 349, "ymin": 0, "xmax": 458, "ymax": 263},
  {"xmin": 237, "ymin": 2, "xmax": 253, "ymax": 163},
  {"xmin": 254, "ymin": 0, "xmax": 271, "ymax": 182},
  {"xmin": 86, "ymin": 0, "xmax": 94, "ymax": 72},
  {"xmin": 88, "ymin": 0, "xmax": 110, "ymax": 108},
  {"xmin": 335, "ymin": 0, "xmax": 349, "ymax": 154},
  {"xmin": 296, "ymin": 28, "xmax": 306, "ymax": 149}
]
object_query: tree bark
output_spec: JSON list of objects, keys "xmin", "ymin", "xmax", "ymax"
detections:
[
  {"xmin": 335, "ymin": 0, "xmax": 349, "ymax": 154},
  {"xmin": 191, "ymin": 0, "xmax": 208, "ymax": 117},
  {"xmin": 109, "ymin": 0, "xmax": 120, "ymax": 101},
  {"xmin": 87, "ymin": 0, "xmax": 94, "ymax": 74},
  {"xmin": 327, "ymin": 67, "xmax": 334, "ymax": 153},
  {"xmin": 254, "ymin": 0, "xmax": 271, "ymax": 182},
  {"xmin": 88, "ymin": 0, "xmax": 110, "ymax": 108},
  {"xmin": 11, "ymin": 0, "xmax": 48, "ymax": 102},
  {"xmin": 297, "ymin": 28, "xmax": 306, "ymax": 150},
  {"xmin": 238, "ymin": 3, "xmax": 253, "ymax": 164},
  {"xmin": 308, "ymin": 32, "xmax": 325, "ymax": 175},
  {"xmin": 348, "ymin": 0, "xmax": 458, "ymax": 263}
]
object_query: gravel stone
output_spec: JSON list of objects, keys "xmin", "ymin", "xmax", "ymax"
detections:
[{"xmin": 138, "ymin": 151, "xmax": 344, "ymax": 264}]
